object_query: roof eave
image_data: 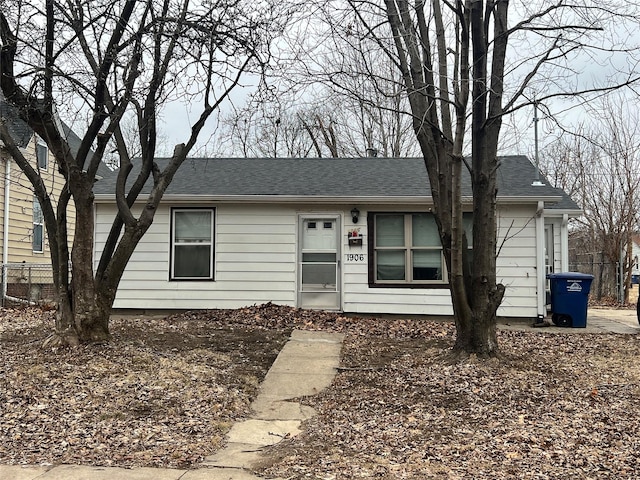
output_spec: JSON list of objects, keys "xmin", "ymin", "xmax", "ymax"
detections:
[
  {"xmin": 496, "ymin": 195, "xmax": 563, "ymax": 204},
  {"xmin": 544, "ymin": 208, "xmax": 583, "ymax": 217},
  {"xmin": 94, "ymin": 193, "xmax": 563, "ymax": 205},
  {"xmin": 94, "ymin": 194, "xmax": 440, "ymax": 204}
]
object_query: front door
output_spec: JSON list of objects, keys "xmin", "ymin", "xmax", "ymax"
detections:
[{"xmin": 298, "ymin": 216, "xmax": 340, "ymax": 310}]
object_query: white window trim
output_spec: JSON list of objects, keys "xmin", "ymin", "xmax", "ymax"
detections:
[
  {"xmin": 32, "ymin": 197, "xmax": 44, "ymax": 253},
  {"xmin": 36, "ymin": 139, "xmax": 48, "ymax": 170},
  {"xmin": 170, "ymin": 208, "xmax": 215, "ymax": 280}
]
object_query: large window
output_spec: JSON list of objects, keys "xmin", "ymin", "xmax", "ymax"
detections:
[
  {"xmin": 371, "ymin": 212, "xmax": 472, "ymax": 286},
  {"xmin": 36, "ymin": 141, "xmax": 48, "ymax": 170},
  {"xmin": 32, "ymin": 197, "xmax": 44, "ymax": 252},
  {"xmin": 171, "ymin": 208, "xmax": 214, "ymax": 280}
]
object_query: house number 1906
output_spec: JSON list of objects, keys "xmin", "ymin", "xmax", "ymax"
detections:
[{"xmin": 345, "ymin": 253, "xmax": 365, "ymax": 262}]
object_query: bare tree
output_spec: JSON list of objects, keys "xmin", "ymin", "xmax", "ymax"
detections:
[
  {"xmin": 220, "ymin": 17, "xmax": 421, "ymax": 158},
  {"xmin": 542, "ymin": 94, "xmax": 640, "ymax": 303},
  {"xmin": 220, "ymin": 99, "xmax": 319, "ymax": 157},
  {"xmin": 0, "ymin": 0, "xmax": 288, "ymax": 345},
  {"xmin": 321, "ymin": 0, "xmax": 640, "ymax": 356}
]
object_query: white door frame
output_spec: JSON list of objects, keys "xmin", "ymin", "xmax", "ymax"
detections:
[{"xmin": 297, "ymin": 213, "xmax": 342, "ymax": 310}]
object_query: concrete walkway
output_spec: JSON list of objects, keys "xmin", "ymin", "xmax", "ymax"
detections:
[
  {"xmin": 0, "ymin": 329, "xmax": 345, "ymax": 480},
  {"xmin": 498, "ymin": 307, "xmax": 640, "ymax": 334}
]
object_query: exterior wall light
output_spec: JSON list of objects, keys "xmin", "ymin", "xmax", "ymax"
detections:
[{"xmin": 350, "ymin": 207, "xmax": 360, "ymax": 224}]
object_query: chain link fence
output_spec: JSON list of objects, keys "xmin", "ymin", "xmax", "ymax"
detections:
[
  {"xmin": 568, "ymin": 259, "xmax": 634, "ymax": 304},
  {"xmin": 2, "ymin": 263, "xmax": 56, "ymax": 306}
]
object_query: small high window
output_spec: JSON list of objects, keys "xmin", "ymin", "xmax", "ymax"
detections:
[{"xmin": 36, "ymin": 142, "xmax": 48, "ymax": 170}]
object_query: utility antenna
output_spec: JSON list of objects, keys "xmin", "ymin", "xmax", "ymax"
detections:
[{"xmin": 532, "ymin": 99, "xmax": 545, "ymax": 186}]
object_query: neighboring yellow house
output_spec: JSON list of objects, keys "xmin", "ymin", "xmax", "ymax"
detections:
[{"xmin": 0, "ymin": 95, "xmax": 80, "ymax": 303}]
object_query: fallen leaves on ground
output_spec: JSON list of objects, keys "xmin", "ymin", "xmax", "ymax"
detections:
[
  {"xmin": 0, "ymin": 307, "xmax": 291, "ymax": 468},
  {"xmin": 2, "ymin": 303, "xmax": 640, "ymax": 479},
  {"xmin": 259, "ymin": 325, "xmax": 640, "ymax": 479}
]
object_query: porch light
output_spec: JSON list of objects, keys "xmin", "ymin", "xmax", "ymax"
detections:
[{"xmin": 351, "ymin": 207, "xmax": 360, "ymax": 224}]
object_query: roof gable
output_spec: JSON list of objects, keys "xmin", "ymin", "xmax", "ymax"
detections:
[{"xmin": 0, "ymin": 92, "xmax": 110, "ymax": 177}]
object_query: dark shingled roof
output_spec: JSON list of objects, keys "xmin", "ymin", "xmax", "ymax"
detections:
[
  {"xmin": 0, "ymin": 91, "xmax": 33, "ymax": 147},
  {"xmin": 0, "ymin": 92, "xmax": 111, "ymax": 177},
  {"xmin": 92, "ymin": 155, "xmax": 580, "ymax": 210}
]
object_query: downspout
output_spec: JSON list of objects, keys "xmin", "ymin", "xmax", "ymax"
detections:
[
  {"xmin": 2, "ymin": 158, "xmax": 10, "ymax": 303},
  {"xmin": 561, "ymin": 213, "xmax": 569, "ymax": 271},
  {"xmin": 535, "ymin": 201, "xmax": 545, "ymax": 322}
]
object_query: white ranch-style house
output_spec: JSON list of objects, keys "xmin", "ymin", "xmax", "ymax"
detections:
[{"xmin": 93, "ymin": 156, "xmax": 580, "ymax": 320}]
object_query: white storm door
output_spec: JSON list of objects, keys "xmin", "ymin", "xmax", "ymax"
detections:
[{"xmin": 298, "ymin": 217, "xmax": 340, "ymax": 310}]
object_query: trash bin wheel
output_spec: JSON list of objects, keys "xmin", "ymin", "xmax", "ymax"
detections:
[
  {"xmin": 552, "ymin": 313, "xmax": 572, "ymax": 327},
  {"xmin": 637, "ymin": 295, "xmax": 640, "ymax": 326}
]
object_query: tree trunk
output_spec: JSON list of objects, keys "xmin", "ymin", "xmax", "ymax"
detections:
[
  {"xmin": 453, "ymin": 310, "xmax": 498, "ymax": 356},
  {"xmin": 72, "ymin": 177, "xmax": 111, "ymax": 343},
  {"xmin": 45, "ymin": 175, "xmax": 111, "ymax": 347}
]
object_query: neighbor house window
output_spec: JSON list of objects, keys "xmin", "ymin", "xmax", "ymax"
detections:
[
  {"xmin": 370, "ymin": 212, "xmax": 472, "ymax": 286},
  {"xmin": 36, "ymin": 141, "xmax": 48, "ymax": 170},
  {"xmin": 33, "ymin": 197, "xmax": 44, "ymax": 252},
  {"xmin": 171, "ymin": 208, "xmax": 214, "ymax": 280}
]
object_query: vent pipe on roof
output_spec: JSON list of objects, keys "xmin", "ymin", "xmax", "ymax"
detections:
[
  {"xmin": 365, "ymin": 147, "xmax": 378, "ymax": 157},
  {"xmin": 532, "ymin": 100, "xmax": 545, "ymax": 187}
]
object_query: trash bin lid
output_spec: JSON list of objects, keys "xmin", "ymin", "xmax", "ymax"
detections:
[{"xmin": 546, "ymin": 272, "xmax": 594, "ymax": 280}]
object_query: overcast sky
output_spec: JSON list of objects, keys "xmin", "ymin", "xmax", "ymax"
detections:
[{"xmin": 149, "ymin": 1, "xmax": 640, "ymax": 160}]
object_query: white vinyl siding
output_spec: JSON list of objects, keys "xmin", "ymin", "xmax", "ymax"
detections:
[
  {"xmin": 95, "ymin": 204, "xmax": 298, "ymax": 310},
  {"xmin": 95, "ymin": 202, "xmax": 548, "ymax": 318},
  {"xmin": 343, "ymin": 205, "xmax": 538, "ymax": 318}
]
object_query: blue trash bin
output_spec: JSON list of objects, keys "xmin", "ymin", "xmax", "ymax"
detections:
[{"xmin": 546, "ymin": 272, "xmax": 594, "ymax": 327}]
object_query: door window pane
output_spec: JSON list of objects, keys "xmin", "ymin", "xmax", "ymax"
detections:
[
  {"xmin": 302, "ymin": 253, "xmax": 336, "ymax": 262},
  {"xmin": 302, "ymin": 264, "xmax": 336, "ymax": 289}
]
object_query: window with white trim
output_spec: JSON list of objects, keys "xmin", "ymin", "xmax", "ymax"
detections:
[
  {"xmin": 36, "ymin": 141, "xmax": 48, "ymax": 170},
  {"xmin": 171, "ymin": 208, "xmax": 214, "ymax": 280},
  {"xmin": 33, "ymin": 197, "xmax": 44, "ymax": 252},
  {"xmin": 371, "ymin": 212, "xmax": 472, "ymax": 285}
]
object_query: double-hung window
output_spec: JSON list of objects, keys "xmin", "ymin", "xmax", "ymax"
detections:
[
  {"xmin": 32, "ymin": 197, "xmax": 44, "ymax": 253},
  {"xmin": 374, "ymin": 213, "xmax": 444, "ymax": 284},
  {"xmin": 371, "ymin": 212, "xmax": 473, "ymax": 286},
  {"xmin": 171, "ymin": 208, "xmax": 214, "ymax": 280}
]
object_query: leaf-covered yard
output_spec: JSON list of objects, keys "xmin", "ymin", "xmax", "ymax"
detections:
[
  {"xmin": 1, "ymin": 304, "xmax": 640, "ymax": 478},
  {"xmin": 0, "ymin": 307, "xmax": 291, "ymax": 468},
  {"xmin": 259, "ymin": 318, "xmax": 640, "ymax": 479}
]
